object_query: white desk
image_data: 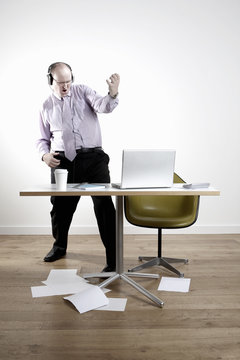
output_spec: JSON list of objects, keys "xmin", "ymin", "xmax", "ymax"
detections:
[{"xmin": 20, "ymin": 184, "xmax": 220, "ymax": 307}]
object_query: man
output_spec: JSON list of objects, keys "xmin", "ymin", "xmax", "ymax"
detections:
[{"xmin": 36, "ymin": 62, "xmax": 120, "ymax": 272}]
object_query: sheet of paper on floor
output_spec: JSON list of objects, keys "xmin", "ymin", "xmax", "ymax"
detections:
[
  {"xmin": 31, "ymin": 281, "xmax": 94, "ymax": 298},
  {"xmin": 95, "ymin": 298, "xmax": 127, "ymax": 311},
  {"xmin": 42, "ymin": 269, "xmax": 88, "ymax": 285},
  {"xmin": 158, "ymin": 276, "xmax": 191, "ymax": 292},
  {"xmin": 31, "ymin": 269, "xmax": 110, "ymax": 298},
  {"xmin": 64, "ymin": 285, "xmax": 109, "ymax": 313}
]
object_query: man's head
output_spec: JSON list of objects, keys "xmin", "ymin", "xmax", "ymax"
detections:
[{"xmin": 47, "ymin": 62, "xmax": 74, "ymax": 97}]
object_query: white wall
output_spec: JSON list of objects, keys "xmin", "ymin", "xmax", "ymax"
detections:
[{"xmin": 0, "ymin": 0, "xmax": 239, "ymax": 235}]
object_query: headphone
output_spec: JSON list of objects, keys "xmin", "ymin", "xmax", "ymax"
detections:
[{"xmin": 47, "ymin": 62, "xmax": 74, "ymax": 85}]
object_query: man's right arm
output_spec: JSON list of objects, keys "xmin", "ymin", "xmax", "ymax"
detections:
[
  {"xmin": 36, "ymin": 110, "xmax": 60, "ymax": 168},
  {"xmin": 42, "ymin": 152, "xmax": 60, "ymax": 168}
]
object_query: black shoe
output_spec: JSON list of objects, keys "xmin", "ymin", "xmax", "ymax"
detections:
[
  {"xmin": 44, "ymin": 248, "xmax": 66, "ymax": 262},
  {"xmin": 101, "ymin": 265, "xmax": 116, "ymax": 272}
]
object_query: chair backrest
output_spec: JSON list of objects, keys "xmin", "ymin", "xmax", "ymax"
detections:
[{"xmin": 124, "ymin": 173, "xmax": 200, "ymax": 229}]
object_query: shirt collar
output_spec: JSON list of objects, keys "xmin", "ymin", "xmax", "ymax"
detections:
[{"xmin": 52, "ymin": 90, "xmax": 72, "ymax": 101}]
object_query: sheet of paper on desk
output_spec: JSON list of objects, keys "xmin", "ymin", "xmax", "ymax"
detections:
[
  {"xmin": 158, "ymin": 276, "xmax": 191, "ymax": 293},
  {"xmin": 64, "ymin": 285, "xmax": 109, "ymax": 313},
  {"xmin": 73, "ymin": 183, "xmax": 106, "ymax": 190}
]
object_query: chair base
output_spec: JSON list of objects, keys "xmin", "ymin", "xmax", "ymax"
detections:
[
  {"xmin": 83, "ymin": 271, "xmax": 164, "ymax": 307},
  {"xmin": 128, "ymin": 256, "xmax": 188, "ymax": 277}
]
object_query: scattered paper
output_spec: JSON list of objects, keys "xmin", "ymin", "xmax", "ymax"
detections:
[
  {"xmin": 42, "ymin": 269, "xmax": 88, "ymax": 286},
  {"xmin": 31, "ymin": 281, "xmax": 92, "ymax": 298},
  {"xmin": 44, "ymin": 268, "xmax": 77, "ymax": 279},
  {"xmin": 31, "ymin": 268, "xmax": 92, "ymax": 297},
  {"xmin": 31, "ymin": 268, "xmax": 111, "ymax": 298},
  {"xmin": 30, "ymin": 270, "xmax": 190, "ymax": 314},
  {"xmin": 95, "ymin": 298, "xmax": 127, "ymax": 311},
  {"xmin": 64, "ymin": 285, "xmax": 109, "ymax": 313},
  {"xmin": 158, "ymin": 276, "xmax": 191, "ymax": 293}
]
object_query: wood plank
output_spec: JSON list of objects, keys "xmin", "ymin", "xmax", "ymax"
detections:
[{"xmin": 0, "ymin": 234, "xmax": 239, "ymax": 360}]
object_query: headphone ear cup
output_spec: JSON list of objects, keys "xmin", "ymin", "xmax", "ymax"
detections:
[
  {"xmin": 47, "ymin": 73, "xmax": 53, "ymax": 85},
  {"xmin": 72, "ymin": 74, "xmax": 74, "ymax": 83}
]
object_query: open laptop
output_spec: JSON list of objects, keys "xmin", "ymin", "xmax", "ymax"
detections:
[{"xmin": 112, "ymin": 149, "xmax": 176, "ymax": 189}]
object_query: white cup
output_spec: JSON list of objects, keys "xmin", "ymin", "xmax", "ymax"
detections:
[{"xmin": 54, "ymin": 169, "xmax": 68, "ymax": 190}]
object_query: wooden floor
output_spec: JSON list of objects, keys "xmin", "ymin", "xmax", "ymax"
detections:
[{"xmin": 0, "ymin": 234, "xmax": 239, "ymax": 360}]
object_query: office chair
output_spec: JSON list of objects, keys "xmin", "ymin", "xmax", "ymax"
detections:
[{"xmin": 124, "ymin": 174, "xmax": 200, "ymax": 277}]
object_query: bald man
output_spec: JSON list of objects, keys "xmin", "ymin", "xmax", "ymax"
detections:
[{"xmin": 36, "ymin": 62, "xmax": 120, "ymax": 271}]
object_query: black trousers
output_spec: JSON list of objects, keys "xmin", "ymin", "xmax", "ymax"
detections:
[{"xmin": 50, "ymin": 149, "xmax": 116, "ymax": 267}]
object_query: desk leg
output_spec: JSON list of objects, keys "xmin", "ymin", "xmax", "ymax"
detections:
[
  {"xmin": 115, "ymin": 196, "xmax": 164, "ymax": 307},
  {"xmin": 116, "ymin": 195, "xmax": 123, "ymax": 274},
  {"xmin": 83, "ymin": 195, "xmax": 164, "ymax": 308}
]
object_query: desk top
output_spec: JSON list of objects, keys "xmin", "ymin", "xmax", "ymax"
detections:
[{"xmin": 19, "ymin": 184, "xmax": 220, "ymax": 197}]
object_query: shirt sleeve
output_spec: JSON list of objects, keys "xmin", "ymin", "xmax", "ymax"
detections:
[
  {"xmin": 83, "ymin": 85, "xmax": 119, "ymax": 113},
  {"xmin": 36, "ymin": 109, "xmax": 51, "ymax": 159}
]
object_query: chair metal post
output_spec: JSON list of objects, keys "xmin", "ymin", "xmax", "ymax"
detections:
[
  {"xmin": 128, "ymin": 227, "xmax": 188, "ymax": 277},
  {"xmin": 158, "ymin": 228, "xmax": 162, "ymax": 258}
]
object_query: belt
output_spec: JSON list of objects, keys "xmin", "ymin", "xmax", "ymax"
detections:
[
  {"xmin": 76, "ymin": 147, "xmax": 103, "ymax": 153},
  {"xmin": 56, "ymin": 147, "xmax": 103, "ymax": 155}
]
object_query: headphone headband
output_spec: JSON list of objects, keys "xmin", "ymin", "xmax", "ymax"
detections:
[{"xmin": 47, "ymin": 62, "xmax": 74, "ymax": 85}]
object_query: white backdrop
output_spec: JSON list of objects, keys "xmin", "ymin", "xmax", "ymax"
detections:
[{"xmin": 0, "ymin": 0, "xmax": 239, "ymax": 234}]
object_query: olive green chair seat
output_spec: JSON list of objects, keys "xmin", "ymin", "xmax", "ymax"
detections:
[{"xmin": 124, "ymin": 174, "xmax": 200, "ymax": 277}]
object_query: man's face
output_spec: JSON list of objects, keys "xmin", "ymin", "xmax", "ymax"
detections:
[{"xmin": 51, "ymin": 65, "xmax": 72, "ymax": 98}]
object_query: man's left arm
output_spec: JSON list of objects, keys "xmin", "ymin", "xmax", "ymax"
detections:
[
  {"xmin": 106, "ymin": 73, "xmax": 120, "ymax": 98},
  {"xmin": 85, "ymin": 73, "xmax": 120, "ymax": 113}
]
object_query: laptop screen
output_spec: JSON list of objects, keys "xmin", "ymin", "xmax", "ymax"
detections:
[{"xmin": 120, "ymin": 149, "xmax": 176, "ymax": 188}]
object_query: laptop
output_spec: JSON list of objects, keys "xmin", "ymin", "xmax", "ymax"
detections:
[{"xmin": 112, "ymin": 149, "xmax": 176, "ymax": 189}]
